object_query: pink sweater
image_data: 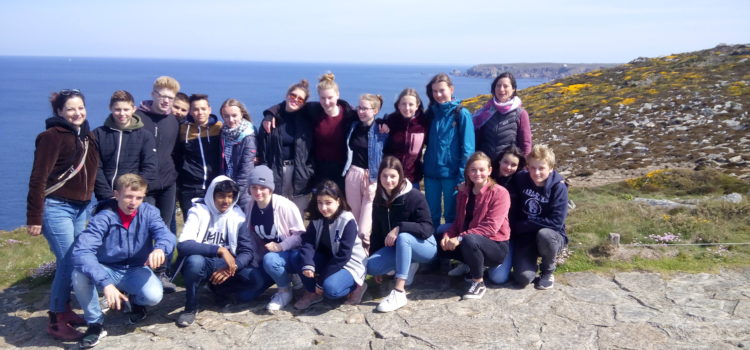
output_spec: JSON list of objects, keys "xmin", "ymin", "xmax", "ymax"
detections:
[
  {"xmin": 445, "ymin": 183, "xmax": 511, "ymax": 241},
  {"xmin": 245, "ymin": 194, "xmax": 306, "ymax": 267}
]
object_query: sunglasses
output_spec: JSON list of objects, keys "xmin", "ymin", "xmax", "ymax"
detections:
[
  {"xmin": 287, "ymin": 93, "xmax": 305, "ymax": 104},
  {"xmin": 60, "ymin": 89, "xmax": 82, "ymax": 96}
]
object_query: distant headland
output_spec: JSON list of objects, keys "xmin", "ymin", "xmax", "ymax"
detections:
[{"xmin": 453, "ymin": 63, "xmax": 620, "ymax": 80}]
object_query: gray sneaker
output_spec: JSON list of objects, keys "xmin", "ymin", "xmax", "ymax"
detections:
[
  {"xmin": 80, "ymin": 323, "xmax": 107, "ymax": 349},
  {"xmin": 535, "ymin": 272, "xmax": 555, "ymax": 290},
  {"xmin": 176, "ymin": 310, "xmax": 196, "ymax": 327},
  {"xmin": 159, "ymin": 272, "xmax": 177, "ymax": 294}
]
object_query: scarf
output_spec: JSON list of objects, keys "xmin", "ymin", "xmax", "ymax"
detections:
[
  {"xmin": 472, "ymin": 96, "xmax": 522, "ymax": 129},
  {"xmin": 221, "ymin": 119, "xmax": 254, "ymax": 176}
]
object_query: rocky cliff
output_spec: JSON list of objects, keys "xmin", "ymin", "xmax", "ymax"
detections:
[
  {"xmin": 460, "ymin": 63, "xmax": 619, "ymax": 80},
  {"xmin": 462, "ymin": 44, "xmax": 750, "ymax": 179}
]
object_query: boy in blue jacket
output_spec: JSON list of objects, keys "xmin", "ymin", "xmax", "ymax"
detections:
[
  {"xmin": 509, "ymin": 144, "xmax": 568, "ymax": 290},
  {"xmin": 71, "ymin": 173, "xmax": 175, "ymax": 349}
]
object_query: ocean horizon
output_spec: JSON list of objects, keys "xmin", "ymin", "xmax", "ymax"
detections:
[{"xmin": 0, "ymin": 56, "xmax": 545, "ymax": 230}]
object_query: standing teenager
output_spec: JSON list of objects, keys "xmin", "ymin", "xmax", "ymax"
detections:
[
  {"xmin": 219, "ymin": 98, "xmax": 256, "ymax": 210},
  {"xmin": 382, "ymin": 88, "xmax": 429, "ymax": 189}
]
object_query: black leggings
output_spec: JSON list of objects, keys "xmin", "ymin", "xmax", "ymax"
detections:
[{"xmin": 439, "ymin": 234, "xmax": 509, "ymax": 279}]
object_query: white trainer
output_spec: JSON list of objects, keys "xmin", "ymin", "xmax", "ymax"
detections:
[
  {"xmin": 266, "ymin": 289, "xmax": 292, "ymax": 311},
  {"xmin": 376, "ymin": 289, "xmax": 408, "ymax": 312}
]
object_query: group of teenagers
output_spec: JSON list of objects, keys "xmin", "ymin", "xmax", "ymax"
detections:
[{"xmin": 27, "ymin": 71, "xmax": 568, "ymax": 348}]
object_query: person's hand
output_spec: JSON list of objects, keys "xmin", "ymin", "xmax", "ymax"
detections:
[
  {"xmin": 217, "ymin": 247, "xmax": 237, "ymax": 276},
  {"xmin": 384, "ymin": 227, "xmax": 399, "ymax": 247},
  {"xmin": 27, "ymin": 225, "xmax": 42, "ymax": 236},
  {"xmin": 315, "ymin": 286, "xmax": 324, "ymax": 296},
  {"xmin": 146, "ymin": 249, "xmax": 166, "ymax": 269},
  {"xmin": 265, "ymin": 242, "xmax": 282, "ymax": 253},
  {"xmin": 378, "ymin": 123, "xmax": 390, "ymax": 134},
  {"xmin": 440, "ymin": 234, "xmax": 451, "ymax": 251},
  {"xmin": 103, "ymin": 284, "xmax": 129, "ymax": 311},
  {"xmin": 210, "ymin": 269, "xmax": 232, "ymax": 285},
  {"xmin": 262, "ymin": 118, "xmax": 276, "ymax": 133},
  {"xmin": 374, "ymin": 275, "xmax": 384, "ymax": 284},
  {"xmin": 302, "ymin": 269, "xmax": 314, "ymax": 279},
  {"xmin": 445, "ymin": 237, "xmax": 461, "ymax": 251}
]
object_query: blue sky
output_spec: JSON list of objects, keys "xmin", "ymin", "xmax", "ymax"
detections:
[{"xmin": 1, "ymin": 0, "xmax": 748, "ymax": 65}]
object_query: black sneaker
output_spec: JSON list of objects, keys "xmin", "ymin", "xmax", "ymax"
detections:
[
  {"xmin": 535, "ymin": 272, "xmax": 555, "ymax": 290},
  {"xmin": 80, "ymin": 323, "xmax": 107, "ymax": 349},
  {"xmin": 462, "ymin": 281, "xmax": 486, "ymax": 300},
  {"xmin": 128, "ymin": 304, "xmax": 147, "ymax": 324},
  {"xmin": 159, "ymin": 272, "xmax": 177, "ymax": 294},
  {"xmin": 176, "ymin": 310, "xmax": 196, "ymax": 327}
]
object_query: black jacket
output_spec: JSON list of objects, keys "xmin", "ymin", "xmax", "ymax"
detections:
[
  {"xmin": 370, "ymin": 184, "xmax": 433, "ymax": 255},
  {"xmin": 477, "ymin": 108, "xmax": 521, "ymax": 164},
  {"xmin": 135, "ymin": 101, "xmax": 179, "ymax": 191},
  {"xmin": 176, "ymin": 116, "xmax": 223, "ymax": 191},
  {"xmin": 92, "ymin": 114, "xmax": 157, "ymax": 200},
  {"xmin": 258, "ymin": 102, "xmax": 315, "ymax": 196}
]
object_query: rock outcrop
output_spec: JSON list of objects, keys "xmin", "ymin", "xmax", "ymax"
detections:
[
  {"xmin": 459, "ymin": 63, "xmax": 619, "ymax": 80},
  {"xmin": 462, "ymin": 44, "xmax": 750, "ymax": 179}
]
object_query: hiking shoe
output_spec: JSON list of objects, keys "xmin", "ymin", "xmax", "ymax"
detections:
[
  {"xmin": 343, "ymin": 282, "xmax": 368, "ymax": 305},
  {"xmin": 376, "ymin": 289, "xmax": 407, "ymax": 313},
  {"xmin": 448, "ymin": 262, "xmax": 470, "ymax": 277},
  {"xmin": 267, "ymin": 290, "xmax": 293, "ymax": 311},
  {"xmin": 159, "ymin": 272, "xmax": 177, "ymax": 294},
  {"xmin": 176, "ymin": 310, "xmax": 197, "ymax": 327},
  {"xmin": 535, "ymin": 272, "xmax": 555, "ymax": 290},
  {"xmin": 405, "ymin": 263, "xmax": 419, "ymax": 287},
  {"xmin": 128, "ymin": 304, "xmax": 147, "ymax": 324},
  {"xmin": 80, "ymin": 323, "xmax": 106, "ymax": 349},
  {"xmin": 294, "ymin": 292, "xmax": 324, "ymax": 310},
  {"xmin": 58, "ymin": 305, "xmax": 86, "ymax": 327},
  {"xmin": 462, "ymin": 281, "xmax": 486, "ymax": 300}
]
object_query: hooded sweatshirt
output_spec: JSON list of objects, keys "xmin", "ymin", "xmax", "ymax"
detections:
[
  {"xmin": 177, "ymin": 175, "xmax": 246, "ymax": 262},
  {"xmin": 73, "ymin": 199, "xmax": 175, "ymax": 289},
  {"xmin": 383, "ymin": 110, "xmax": 429, "ymax": 184},
  {"xmin": 243, "ymin": 193, "xmax": 306, "ymax": 268},
  {"xmin": 509, "ymin": 170, "xmax": 569, "ymax": 243},
  {"xmin": 176, "ymin": 114, "xmax": 223, "ymax": 191},
  {"xmin": 27, "ymin": 117, "xmax": 99, "ymax": 226},
  {"xmin": 423, "ymin": 100, "xmax": 475, "ymax": 182},
  {"xmin": 93, "ymin": 114, "xmax": 157, "ymax": 200},
  {"xmin": 135, "ymin": 100, "xmax": 179, "ymax": 192}
]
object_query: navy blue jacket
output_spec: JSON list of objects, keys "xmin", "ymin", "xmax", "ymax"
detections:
[
  {"xmin": 509, "ymin": 170, "xmax": 569, "ymax": 243},
  {"xmin": 73, "ymin": 199, "xmax": 176, "ymax": 289}
]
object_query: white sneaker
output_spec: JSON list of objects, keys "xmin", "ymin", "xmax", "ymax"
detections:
[
  {"xmin": 448, "ymin": 262, "xmax": 470, "ymax": 277},
  {"xmin": 266, "ymin": 290, "xmax": 292, "ymax": 311},
  {"xmin": 376, "ymin": 289, "xmax": 407, "ymax": 312},
  {"xmin": 405, "ymin": 263, "xmax": 419, "ymax": 286},
  {"xmin": 290, "ymin": 274, "xmax": 304, "ymax": 290}
]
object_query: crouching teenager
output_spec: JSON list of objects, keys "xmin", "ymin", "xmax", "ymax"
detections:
[
  {"xmin": 71, "ymin": 174, "xmax": 175, "ymax": 349},
  {"xmin": 509, "ymin": 144, "xmax": 569, "ymax": 290},
  {"xmin": 438, "ymin": 152, "xmax": 511, "ymax": 300},
  {"xmin": 176, "ymin": 175, "xmax": 273, "ymax": 327},
  {"xmin": 293, "ymin": 180, "xmax": 368, "ymax": 310}
]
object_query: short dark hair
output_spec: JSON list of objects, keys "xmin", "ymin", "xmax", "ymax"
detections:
[
  {"xmin": 213, "ymin": 180, "xmax": 239, "ymax": 199},
  {"xmin": 306, "ymin": 180, "xmax": 350, "ymax": 221},
  {"xmin": 109, "ymin": 90, "xmax": 134, "ymax": 108},
  {"xmin": 189, "ymin": 93, "xmax": 209, "ymax": 105},
  {"xmin": 175, "ymin": 92, "xmax": 189, "ymax": 104}
]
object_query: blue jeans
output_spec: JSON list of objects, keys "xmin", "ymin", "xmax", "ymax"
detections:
[
  {"xmin": 424, "ymin": 176, "xmax": 458, "ymax": 225},
  {"xmin": 263, "ymin": 250, "xmax": 300, "ymax": 288},
  {"xmin": 42, "ymin": 197, "xmax": 88, "ymax": 312},
  {"xmin": 294, "ymin": 252, "xmax": 356, "ymax": 299},
  {"xmin": 488, "ymin": 242, "xmax": 513, "ymax": 284},
  {"xmin": 367, "ymin": 233, "xmax": 437, "ymax": 279},
  {"xmin": 72, "ymin": 265, "xmax": 162, "ymax": 324},
  {"xmin": 181, "ymin": 255, "xmax": 272, "ymax": 311}
]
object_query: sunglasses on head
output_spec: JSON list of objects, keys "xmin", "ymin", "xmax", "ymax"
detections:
[{"xmin": 60, "ymin": 89, "xmax": 81, "ymax": 96}]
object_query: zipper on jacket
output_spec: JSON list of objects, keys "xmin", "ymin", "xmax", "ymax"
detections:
[
  {"xmin": 110, "ymin": 129, "xmax": 123, "ymax": 191},
  {"xmin": 198, "ymin": 126, "xmax": 208, "ymax": 189}
]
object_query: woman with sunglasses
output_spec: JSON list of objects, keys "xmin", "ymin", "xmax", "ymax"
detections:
[
  {"xmin": 27, "ymin": 89, "xmax": 99, "ymax": 341},
  {"xmin": 257, "ymin": 80, "xmax": 315, "ymax": 213}
]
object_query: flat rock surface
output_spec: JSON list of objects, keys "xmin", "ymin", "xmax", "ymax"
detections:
[{"xmin": 2, "ymin": 269, "xmax": 749, "ymax": 349}]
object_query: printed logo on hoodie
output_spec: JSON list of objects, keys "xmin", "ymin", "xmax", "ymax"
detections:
[
  {"xmin": 522, "ymin": 188, "xmax": 548, "ymax": 217},
  {"xmin": 202, "ymin": 229, "xmax": 228, "ymax": 247}
]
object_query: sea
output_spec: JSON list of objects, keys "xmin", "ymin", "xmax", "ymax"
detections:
[{"xmin": 0, "ymin": 56, "xmax": 545, "ymax": 230}]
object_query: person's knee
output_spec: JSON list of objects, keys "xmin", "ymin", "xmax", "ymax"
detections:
[
  {"xmin": 71, "ymin": 269, "xmax": 92, "ymax": 289},
  {"xmin": 460, "ymin": 234, "xmax": 482, "ymax": 251},
  {"xmin": 513, "ymin": 269, "xmax": 536, "ymax": 286},
  {"xmin": 536, "ymin": 229, "xmax": 562, "ymax": 256},
  {"xmin": 322, "ymin": 279, "xmax": 349, "ymax": 299},
  {"xmin": 263, "ymin": 252, "xmax": 283, "ymax": 269},
  {"xmin": 395, "ymin": 232, "xmax": 416, "ymax": 248},
  {"xmin": 182, "ymin": 255, "xmax": 207, "ymax": 277},
  {"xmin": 138, "ymin": 284, "xmax": 163, "ymax": 306}
]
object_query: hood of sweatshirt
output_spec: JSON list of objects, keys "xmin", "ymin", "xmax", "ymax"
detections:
[
  {"xmin": 202, "ymin": 175, "xmax": 240, "ymax": 217},
  {"xmin": 45, "ymin": 116, "xmax": 91, "ymax": 140},
  {"xmin": 138, "ymin": 100, "xmax": 172, "ymax": 116},
  {"xmin": 104, "ymin": 113, "xmax": 144, "ymax": 131},
  {"xmin": 541, "ymin": 169, "xmax": 565, "ymax": 192}
]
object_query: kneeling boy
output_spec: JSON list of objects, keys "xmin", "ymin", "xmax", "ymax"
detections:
[
  {"xmin": 72, "ymin": 174, "xmax": 175, "ymax": 348},
  {"xmin": 175, "ymin": 176, "xmax": 272, "ymax": 327},
  {"xmin": 509, "ymin": 144, "xmax": 569, "ymax": 290}
]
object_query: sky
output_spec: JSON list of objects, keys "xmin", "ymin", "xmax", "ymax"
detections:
[{"xmin": 1, "ymin": 0, "xmax": 748, "ymax": 65}]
